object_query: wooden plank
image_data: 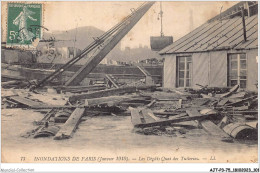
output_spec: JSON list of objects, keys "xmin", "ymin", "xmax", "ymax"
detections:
[
  {"xmin": 105, "ymin": 74, "xmax": 119, "ymax": 88},
  {"xmin": 141, "ymin": 109, "xmax": 157, "ymax": 122},
  {"xmin": 30, "ymin": 105, "xmax": 85, "ymax": 109},
  {"xmin": 228, "ymin": 91, "xmax": 246, "ymax": 99},
  {"xmin": 39, "ymin": 109, "xmax": 58, "ymax": 124},
  {"xmin": 226, "ymin": 105, "xmax": 249, "ymax": 111},
  {"xmin": 69, "ymin": 85, "xmax": 156, "ymax": 103},
  {"xmin": 199, "ymin": 120, "xmax": 231, "ymax": 138},
  {"xmin": 153, "ymin": 111, "xmax": 178, "ymax": 116},
  {"xmin": 2, "ymin": 80, "xmax": 19, "ymax": 86},
  {"xmin": 85, "ymin": 95, "xmax": 142, "ymax": 106},
  {"xmin": 218, "ymin": 84, "xmax": 239, "ymax": 98},
  {"xmin": 69, "ymin": 86, "xmax": 106, "ymax": 93},
  {"xmin": 132, "ymin": 113, "xmax": 216, "ymax": 128},
  {"xmin": 53, "ymin": 84, "xmax": 106, "ymax": 90},
  {"xmin": 223, "ymin": 110, "xmax": 258, "ymax": 114},
  {"xmin": 186, "ymin": 110, "xmax": 202, "ymax": 118},
  {"xmin": 136, "ymin": 66, "xmax": 154, "ymax": 85},
  {"xmin": 186, "ymin": 109, "xmax": 231, "ymax": 139},
  {"xmin": 2, "ymin": 74, "xmax": 25, "ymax": 80},
  {"xmin": 178, "ymin": 99, "xmax": 182, "ymax": 108},
  {"xmin": 130, "ymin": 108, "xmax": 145, "ymax": 125},
  {"xmin": 217, "ymin": 98, "xmax": 229, "ymax": 106},
  {"xmin": 225, "ymin": 96, "xmax": 257, "ymax": 106},
  {"xmin": 54, "ymin": 108, "xmax": 85, "ymax": 140},
  {"xmin": 145, "ymin": 100, "xmax": 156, "ymax": 108},
  {"xmin": 9, "ymin": 96, "xmax": 47, "ymax": 107},
  {"xmin": 69, "ymin": 87, "xmax": 135, "ymax": 103}
]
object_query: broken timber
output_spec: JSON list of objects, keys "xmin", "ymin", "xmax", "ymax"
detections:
[
  {"xmin": 54, "ymin": 85, "xmax": 106, "ymax": 93},
  {"xmin": 85, "ymin": 95, "xmax": 148, "ymax": 106},
  {"xmin": 136, "ymin": 65, "xmax": 154, "ymax": 85},
  {"xmin": 105, "ymin": 74, "xmax": 119, "ymax": 88},
  {"xmin": 2, "ymin": 74, "xmax": 25, "ymax": 81},
  {"xmin": 130, "ymin": 108, "xmax": 156, "ymax": 125},
  {"xmin": 218, "ymin": 84, "xmax": 239, "ymax": 98},
  {"xmin": 37, "ymin": 108, "xmax": 58, "ymax": 124},
  {"xmin": 2, "ymin": 80, "xmax": 20, "ymax": 87},
  {"xmin": 225, "ymin": 95, "xmax": 257, "ymax": 107},
  {"xmin": 8, "ymin": 96, "xmax": 47, "ymax": 107},
  {"xmin": 54, "ymin": 108, "xmax": 85, "ymax": 140},
  {"xmin": 69, "ymin": 85, "xmax": 156, "ymax": 103},
  {"xmin": 186, "ymin": 109, "xmax": 231, "ymax": 140},
  {"xmin": 130, "ymin": 107, "xmax": 214, "ymax": 128}
]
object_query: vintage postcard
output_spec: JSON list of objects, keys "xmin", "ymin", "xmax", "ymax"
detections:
[{"xmin": 1, "ymin": 0, "xmax": 259, "ymax": 170}]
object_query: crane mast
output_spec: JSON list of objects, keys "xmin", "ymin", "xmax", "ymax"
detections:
[{"xmin": 35, "ymin": 2, "xmax": 155, "ymax": 88}]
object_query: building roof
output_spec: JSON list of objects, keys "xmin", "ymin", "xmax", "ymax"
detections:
[{"xmin": 159, "ymin": 5, "xmax": 258, "ymax": 54}]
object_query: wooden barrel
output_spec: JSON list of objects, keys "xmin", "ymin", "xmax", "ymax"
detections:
[
  {"xmin": 150, "ymin": 36, "xmax": 173, "ymax": 51},
  {"xmin": 223, "ymin": 123, "xmax": 257, "ymax": 140}
]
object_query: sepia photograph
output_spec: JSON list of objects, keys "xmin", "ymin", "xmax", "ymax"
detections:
[{"xmin": 0, "ymin": 0, "xmax": 259, "ymax": 171}]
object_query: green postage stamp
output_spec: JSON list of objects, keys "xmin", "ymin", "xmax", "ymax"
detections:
[{"xmin": 6, "ymin": 3, "xmax": 42, "ymax": 48}]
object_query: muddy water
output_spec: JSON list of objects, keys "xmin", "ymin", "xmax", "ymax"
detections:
[{"xmin": 1, "ymin": 108, "xmax": 258, "ymax": 163}]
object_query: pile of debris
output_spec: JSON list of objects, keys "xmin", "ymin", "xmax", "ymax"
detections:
[
  {"xmin": 1, "ymin": 82, "xmax": 258, "ymax": 142},
  {"xmin": 129, "ymin": 84, "xmax": 258, "ymax": 142},
  {"xmin": 2, "ymin": 84, "xmax": 156, "ymax": 139}
]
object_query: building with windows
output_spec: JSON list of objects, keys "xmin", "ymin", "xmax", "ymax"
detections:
[{"xmin": 159, "ymin": 1, "xmax": 258, "ymax": 91}]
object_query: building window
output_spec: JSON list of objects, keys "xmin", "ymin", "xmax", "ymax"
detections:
[
  {"xmin": 228, "ymin": 53, "xmax": 247, "ymax": 88},
  {"xmin": 177, "ymin": 56, "xmax": 192, "ymax": 87}
]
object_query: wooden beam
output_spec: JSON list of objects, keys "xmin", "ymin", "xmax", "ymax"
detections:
[
  {"xmin": 2, "ymin": 74, "xmax": 25, "ymax": 81},
  {"xmin": 105, "ymin": 74, "xmax": 119, "ymax": 88},
  {"xmin": 186, "ymin": 109, "xmax": 231, "ymax": 139},
  {"xmin": 142, "ymin": 109, "xmax": 160, "ymax": 121},
  {"xmin": 130, "ymin": 108, "xmax": 157, "ymax": 126},
  {"xmin": 141, "ymin": 109, "xmax": 157, "ymax": 123},
  {"xmin": 54, "ymin": 108, "xmax": 85, "ymax": 140},
  {"xmin": 69, "ymin": 85, "xmax": 156, "ymax": 103},
  {"xmin": 132, "ymin": 112, "xmax": 214, "ymax": 128},
  {"xmin": 53, "ymin": 84, "xmax": 106, "ymax": 90},
  {"xmin": 225, "ymin": 96, "xmax": 257, "ymax": 106},
  {"xmin": 65, "ymin": 2, "xmax": 155, "ymax": 86},
  {"xmin": 136, "ymin": 66, "xmax": 154, "ymax": 85},
  {"xmin": 2, "ymin": 80, "xmax": 20, "ymax": 86},
  {"xmin": 152, "ymin": 111, "xmax": 178, "ymax": 116},
  {"xmin": 8, "ymin": 96, "xmax": 47, "ymax": 107},
  {"xmin": 218, "ymin": 84, "xmax": 239, "ymax": 98},
  {"xmin": 40, "ymin": 108, "xmax": 58, "ymax": 123},
  {"xmin": 85, "ymin": 95, "xmax": 144, "ymax": 106},
  {"xmin": 69, "ymin": 86, "xmax": 106, "ymax": 93},
  {"xmin": 130, "ymin": 108, "xmax": 145, "ymax": 125},
  {"xmin": 30, "ymin": 105, "xmax": 84, "ymax": 109}
]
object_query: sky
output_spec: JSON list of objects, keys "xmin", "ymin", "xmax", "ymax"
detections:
[{"xmin": 2, "ymin": 1, "xmax": 239, "ymax": 49}]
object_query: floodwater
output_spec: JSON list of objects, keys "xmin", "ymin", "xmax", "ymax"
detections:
[{"xmin": 1, "ymin": 108, "xmax": 258, "ymax": 163}]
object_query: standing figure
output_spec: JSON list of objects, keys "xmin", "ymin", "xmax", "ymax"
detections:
[{"xmin": 13, "ymin": 6, "xmax": 37, "ymax": 43}]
